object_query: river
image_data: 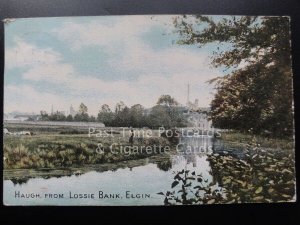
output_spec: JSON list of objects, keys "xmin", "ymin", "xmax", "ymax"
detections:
[{"xmin": 3, "ymin": 136, "xmax": 238, "ymax": 205}]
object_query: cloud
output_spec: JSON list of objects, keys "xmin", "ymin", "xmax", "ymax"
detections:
[
  {"xmin": 4, "ymin": 85, "xmax": 69, "ymax": 113},
  {"xmin": 5, "ymin": 37, "xmax": 61, "ymax": 69},
  {"xmin": 5, "ymin": 37, "xmax": 77, "ymax": 84},
  {"xmin": 53, "ymin": 16, "xmax": 173, "ymax": 51},
  {"xmin": 23, "ymin": 63, "xmax": 74, "ymax": 83},
  {"xmin": 113, "ymin": 43, "xmax": 213, "ymax": 76},
  {"xmin": 4, "ymin": 17, "xmax": 220, "ymax": 115}
]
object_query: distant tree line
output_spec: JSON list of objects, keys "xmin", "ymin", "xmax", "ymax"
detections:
[
  {"xmin": 40, "ymin": 103, "xmax": 95, "ymax": 122},
  {"xmin": 39, "ymin": 95, "xmax": 187, "ymax": 128}
]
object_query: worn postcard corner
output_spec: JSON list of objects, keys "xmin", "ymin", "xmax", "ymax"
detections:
[
  {"xmin": 3, "ymin": 18, "xmax": 16, "ymax": 24},
  {"xmin": 3, "ymin": 15, "xmax": 296, "ymax": 206}
]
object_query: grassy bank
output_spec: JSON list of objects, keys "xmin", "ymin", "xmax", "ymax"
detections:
[
  {"xmin": 217, "ymin": 131, "xmax": 294, "ymax": 151},
  {"xmin": 208, "ymin": 145, "xmax": 295, "ymax": 203},
  {"xmin": 4, "ymin": 154, "xmax": 172, "ymax": 184},
  {"xmin": 3, "ymin": 133, "xmax": 172, "ymax": 169},
  {"xmin": 206, "ymin": 131, "xmax": 296, "ymax": 203}
]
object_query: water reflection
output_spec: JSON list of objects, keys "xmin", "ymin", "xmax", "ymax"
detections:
[
  {"xmin": 178, "ymin": 136, "xmax": 214, "ymax": 155},
  {"xmin": 10, "ymin": 178, "xmax": 29, "ymax": 185},
  {"xmin": 156, "ymin": 159, "xmax": 172, "ymax": 171},
  {"xmin": 4, "ymin": 136, "xmax": 217, "ymax": 205}
]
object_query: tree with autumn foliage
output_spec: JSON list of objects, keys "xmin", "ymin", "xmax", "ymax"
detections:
[{"xmin": 173, "ymin": 16, "xmax": 293, "ymax": 137}]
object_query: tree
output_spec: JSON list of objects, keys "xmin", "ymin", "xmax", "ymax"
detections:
[
  {"xmin": 173, "ymin": 16, "xmax": 293, "ymax": 137},
  {"xmin": 130, "ymin": 104, "xmax": 145, "ymax": 127},
  {"xmin": 89, "ymin": 115, "xmax": 96, "ymax": 122},
  {"xmin": 101, "ymin": 104, "xmax": 111, "ymax": 113},
  {"xmin": 79, "ymin": 103, "xmax": 88, "ymax": 115},
  {"xmin": 66, "ymin": 114, "xmax": 73, "ymax": 121},
  {"xmin": 157, "ymin": 95, "xmax": 178, "ymax": 107},
  {"xmin": 97, "ymin": 104, "xmax": 114, "ymax": 126},
  {"xmin": 46, "ymin": 111, "xmax": 66, "ymax": 121},
  {"xmin": 149, "ymin": 105, "xmax": 172, "ymax": 128},
  {"xmin": 113, "ymin": 102, "xmax": 131, "ymax": 127},
  {"xmin": 40, "ymin": 111, "xmax": 49, "ymax": 121},
  {"xmin": 74, "ymin": 103, "xmax": 89, "ymax": 122},
  {"xmin": 115, "ymin": 101, "xmax": 126, "ymax": 113},
  {"xmin": 74, "ymin": 113, "xmax": 89, "ymax": 122},
  {"xmin": 148, "ymin": 96, "xmax": 186, "ymax": 128}
]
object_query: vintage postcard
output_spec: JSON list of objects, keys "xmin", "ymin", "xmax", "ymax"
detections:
[{"xmin": 3, "ymin": 15, "xmax": 296, "ymax": 205}]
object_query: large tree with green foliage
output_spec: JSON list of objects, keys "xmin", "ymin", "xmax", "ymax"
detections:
[
  {"xmin": 150, "ymin": 95, "xmax": 186, "ymax": 128},
  {"xmin": 97, "ymin": 104, "xmax": 114, "ymax": 126},
  {"xmin": 129, "ymin": 104, "xmax": 145, "ymax": 127},
  {"xmin": 173, "ymin": 16, "xmax": 293, "ymax": 137},
  {"xmin": 74, "ymin": 103, "xmax": 89, "ymax": 122},
  {"xmin": 157, "ymin": 95, "xmax": 178, "ymax": 106}
]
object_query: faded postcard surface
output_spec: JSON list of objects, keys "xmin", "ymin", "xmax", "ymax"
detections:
[{"xmin": 3, "ymin": 15, "xmax": 296, "ymax": 205}]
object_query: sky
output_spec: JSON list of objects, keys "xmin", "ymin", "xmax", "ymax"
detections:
[{"xmin": 4, "ymin": 15, "xmax": 225, "ymax": 116}]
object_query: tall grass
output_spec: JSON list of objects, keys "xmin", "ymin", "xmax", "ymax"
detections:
[
  {"xmin": 218, "ymin": 131, "xmax": 294, "ymax": 151},
  {"xmin": 4, "ymin": 134, "xmax": 171, "ymax": 169}
]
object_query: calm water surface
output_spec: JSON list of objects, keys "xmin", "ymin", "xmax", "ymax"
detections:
[{"xmin": 4, "ymin": 137, "xmax": 233, "ymax": 205}]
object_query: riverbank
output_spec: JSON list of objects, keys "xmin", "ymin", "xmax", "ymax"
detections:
[
  {"xmin": 210, "ymin": 131, "xmax": 296, "ymax": 203},
  {"xmin": 208, "ymin": 144, "xmax": 296, "ymax": 203},
  {"xmin": 4, "ymin": 154, "xmax": 172, "ymax": 184},
  {"xmin": 3, "ymin": 133, "xmax": 173, "ymax": 169},
  {"xmin": 217, "ymin": 131, "xmax": 294, "ymax": 151}
]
